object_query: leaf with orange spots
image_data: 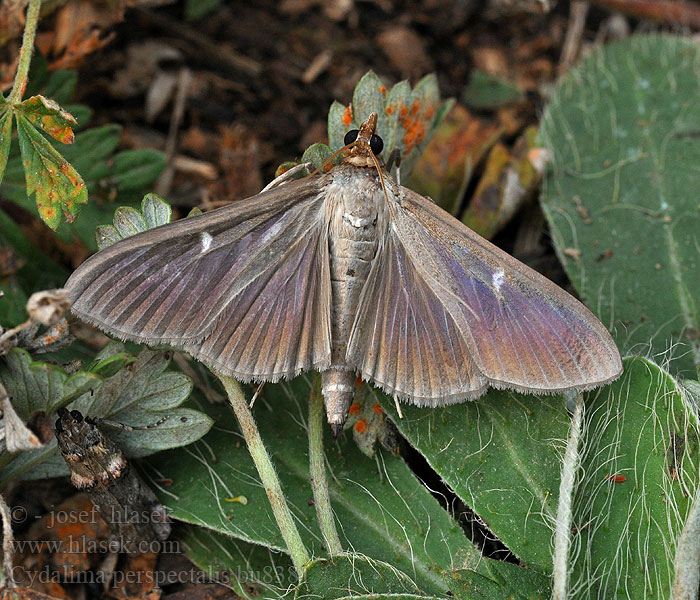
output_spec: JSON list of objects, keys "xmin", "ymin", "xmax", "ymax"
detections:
[
  {"xmin": 343, "ymin": 384, "xmax": 398, "ymax": 458},
  {"xmin": 322, "ymin": 70, "xmax": 453, "ymax": 178},
  {"xmin": 15, "ymin": 113, "xmax": 87, "ymax": 229},
  {"xmin": 17, "ymin": 95, "xmax": 78, "ymax": 144}
]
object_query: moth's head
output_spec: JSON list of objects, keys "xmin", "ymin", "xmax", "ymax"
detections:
[{"xmin": 342, "ymin": 113, "xmax": 384, "ymax": 168}]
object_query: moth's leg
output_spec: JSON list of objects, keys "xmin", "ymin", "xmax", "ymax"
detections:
[{"xmin": 261, "ymin": 162, "xmax": 314, "ymax": 192}]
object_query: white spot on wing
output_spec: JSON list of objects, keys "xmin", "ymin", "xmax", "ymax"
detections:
[
  {"xmin": 200, "ymin": 232, "xmax": 213, "ymax": 252},
  {"xmin": 492, "ymin": 270, "xmax": 505, "ymax": 292}
]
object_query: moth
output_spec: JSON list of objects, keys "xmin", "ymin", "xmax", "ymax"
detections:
[{"xmin": 66, "ymin": 113, "xmax": 622, "ymax": 433}]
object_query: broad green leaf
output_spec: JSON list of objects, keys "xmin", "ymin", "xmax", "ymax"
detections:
[
  {"xmin": 146, "ymin": 376, "xmax": 482, "ymax": 596},
  {"xmin": 43, "ymin": 69, "xmax": 77, "ymax": 104},
  {"xmin": 15, "ymin": 113, "xmax": 87, "ymax": 228},
  {"xmin": 569, "ymin": 357, "xmax": 700, "ymax": 598},
  {"xmin": 328, "ymin": 100, "xmax": 352, "ymax": 152},
  {"xmin": 296, "ymin": 554, "xmax": 436, "ymax": 599},
  {"xmin": 18, "ymin": 95, "xmax": 77, "ymax": 144},
  {"xmin": 179, "ymin": 524, "xmax": 296, "ymax": 599},
  {"xmin": 375, "ymin": 385, "xmax": 568, "ymax": 573},
  {"xmin": 539, "ymin": 34, "xmax": 700, "ymax": 375},
  {"xmin": 445, "ymin": 562, "xmax": 550, "ymax": 599},
  {"xmin": 96, "ymin": 193, "xmax": 172, "ymax": 249}
]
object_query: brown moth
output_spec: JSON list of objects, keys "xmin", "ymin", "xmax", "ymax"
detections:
[{"xmin": 66, "ymin": 113, "xmax": 622, "ymax": 432}]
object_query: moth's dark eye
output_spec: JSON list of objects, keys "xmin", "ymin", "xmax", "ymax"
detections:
[
  {"xmin": 70, "ymin": 410, "xmax": 83, "ymax": 422},
  {"xmin": 370, "ymin": 134, "xmax": 383, "ymax": 155},
  {"xmin": 344, "ymin": 130, "xmax": 359, "ymax": 146}
]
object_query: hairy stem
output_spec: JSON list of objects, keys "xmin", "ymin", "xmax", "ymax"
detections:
[
  {"xmin": 672, "ymin": 468, "xmax": 700, "ymax": 599},
  {"xmin": 218, "ymin": 374, "xmax": 310, "ymax": 575},
  {"xmin": 308, "ymin": 375, "xmax": 343, "ymax": 556},
  {"xmin": 552, "ymin": 392, "xmax": 584, "ymax": 600},
  {"xmin": 9, "ymin": 0, "xmax": 42, "ymax": 104}
]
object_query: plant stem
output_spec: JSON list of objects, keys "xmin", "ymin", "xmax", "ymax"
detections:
[
  {"xmin": 0, "ymin": 494, "xmax": 16, "ymax": 588},
  {"xmin": 9, "ymin": 0, "xmax": 42, "ymax": 104},
  {"xmin": 552, "ymin": 392, "xmax": 584, "ymax": 600},
  {"xmin": 308, "ymin": 375, "xmax": 343, "ymax": 556},
  {"xmin": 672, "ymin": 461, "xmax": 700, "ymax": 599},
  {"xmin": 217, "ymin": 374, "xmax": 310, "ymax": 575}
]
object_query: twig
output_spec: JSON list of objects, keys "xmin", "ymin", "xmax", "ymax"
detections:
[
  {"xmin": 559, "ymin": 1, "xmax": 590, "ymax": 77},
  {"xmin": 552, "ymin": 392, "xmax": 585, "ymax": 600},
  {"xmin": 590, "ymin": 0, "xmax": 700, "ymax": 29},
  {"xmin": 0, "ymin": 494, "xmax": 15, "ymax": 588},
  {"xmin": 217, "ymin": 374, "xmax": 310, "ymax": 575},
  {"xmin": 308, "ymin": 375, "xmax": 343, "ymax": 556},
  {"xmin": 8, "ymin": 0, "xmax": 41, "ymax": 104}
]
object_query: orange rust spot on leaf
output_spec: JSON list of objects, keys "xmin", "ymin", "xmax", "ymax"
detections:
[
  {"xmin": 379, "ymin": 85, "xmax": 386, "ymax": 94},
  {"xmin": 410, "ymin": 100, "xmax": 421, "ymax": 116},
  {"xmin": 349, "ymin": 403, "xmax": 361, "ymax": 415},
  {"xmin": 373, "ymin": 403, "xmax": 382, "ymax": 415},
  {"xmin": 399, "ymin": 105, "xmax": 408, "ymax": 119},
  {"xmin": 342, "ymin": 106, "xmax": 353, "ymax": 126},
  {"xmin": 605, "ymin": 474, "xmax": 626, "ymax": 483},
  {"xmin": 424, "ymin": 105, "xmax": 435, "ymax": 118},
  {"xmin": 355, "ymin": 419, "xmax": 367, "ymax": 433}
]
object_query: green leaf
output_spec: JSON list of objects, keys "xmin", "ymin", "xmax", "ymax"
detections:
[
  {"xmin": 15, "ymin": 113, "xmax": 87, "ymax": 228},
  {"xmin": 445, "ymin": 562, "xmax": 550, "ymax": 599},
  {"xmin": 0, "ymin": 107, "xmax": 12, "ymax": 187},
  {"xmin": 296, "ymin": 554, "xmax": 435, "ymax": 599},
  {"xmin": 18, "ymin": 95, "xmax": 77, "ymax": 144},
  {"xmin": 43, "ymin": 69, "xmax": 77, "ymax": 104},
  {"xmin": 146, "ymin": 376, "xmax": 483, "ymax": 596},
  {"xmin": 539, "ymin": 34, "xmax": 700, "ymax": 375},
  {"xmin": 179, "ymin": 524, "xmax": 296, "ymax": 599},
  {"xmin": 569, "ymin": 357, "xmax": 700, "ymax": 598},
  {"xmin": 462, "ymin": 71, "xmax": 523, "ymax": 109},
  {"xmin": 106, "ymin": 149, "xmax": 167, "ymax": 191},
  {"xmin": 374, "ymin": 386, "xmax": 568, "ymax": 573},
  {"xmin": 300, "ymin": 142, "xmax": 334, "ymax": 171},
  {"xmin": 0, "ymin": 343, "xmax": 212, "ymax": 482},
  {"xmin": 96, "ymin": 193, "xmax": 172, "ymax": 249},
  {"xmin": 322, "ymin": 72, "xmax": 452, "ymax": 178}
]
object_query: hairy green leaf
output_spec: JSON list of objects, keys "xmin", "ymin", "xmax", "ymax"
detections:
[{"xmin": 539, "ymin": 34, "xmax": 700, "ymax": 375}]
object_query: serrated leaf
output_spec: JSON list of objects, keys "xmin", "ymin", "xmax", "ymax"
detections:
[
  {"xmin": 539, "ymin": 34, "xmax": 700, "ymax": 375},
  {"xmin": 0, "ymin": 344, "xmax": 211, "ymax": 482},
  {"xmin": 146, "ymin": 376, "xmax": 483, "ymax": 596},
  {"xmin": 15, "ymin": 114, "xmax": 87, "ymax": 228},
  {"xmin": 0, "ymin": 348, "xmax": 100, "ymax": 416},
  {"xmin": 296, "ymin": 554, "xmax": 430, "ymax": 599},
  {"xmin": 18, "ymin": 95, "xmax": 77, "ymax": 144},
  {"xmin": 0, "ymin": 110, "xmax": 12, "ymax": 187},
  {"xmin": 96, "ymin": 193, "xmax": 173, "ymax": 249}
]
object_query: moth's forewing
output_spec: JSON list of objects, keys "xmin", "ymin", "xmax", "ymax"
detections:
[
  {"xmin": 66, "ymin": 177, "xmax": 333, "ymax": 381},
  {"xmin": 347, "ymin": 186, "xmax": 622, "ymax": 404}
]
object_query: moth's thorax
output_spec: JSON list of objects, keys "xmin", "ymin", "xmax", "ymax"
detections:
[{"xmin": 322, "ymin": 164, "xmax": 391, "ymax": 426}]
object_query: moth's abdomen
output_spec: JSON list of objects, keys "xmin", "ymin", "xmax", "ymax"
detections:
[{"xmin": 323, "ymin": 166, "xmax": 387, "ymax": 427}]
